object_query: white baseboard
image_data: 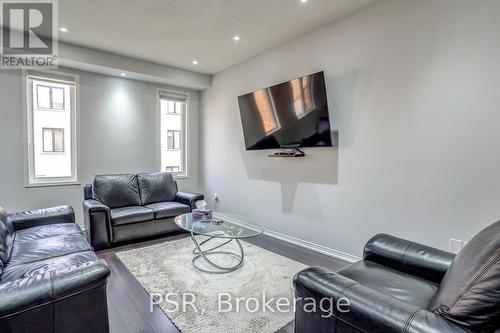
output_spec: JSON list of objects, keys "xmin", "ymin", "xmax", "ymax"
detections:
[
  {"xmin": 263, "ymin": 229, "xmax": 361, "ymax": 264},
  {"xmin": 80, "ymin": 211, "xmax": 359, "ymax": 263}
]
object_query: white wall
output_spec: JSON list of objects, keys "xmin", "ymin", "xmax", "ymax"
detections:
[
  {"xmin": 0, "ymin": 67, "xmax": 202, "ymax": 225},
  {"xmin": 201, "ymin": 0, "xmax": 500, "ymax": 257}
]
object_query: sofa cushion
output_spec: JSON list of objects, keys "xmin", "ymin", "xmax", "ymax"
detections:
[
  {"xmin": 112, "ymin": 220, "xmax": 156, "ymax": 243},
  {"xmin": 137, "ymin": 172, "xmax": 177, "ymax": 205},
  {"xmin": 429, "ymin": 220, "xmax": 500, "ymax": 331},
  {"xmin": 144, "ymin": 201, "xmax": 190, "ymax": 220},
  {"xmin": 0, "ymin": 251, "xmax": 97, "ymax": 282},
  {"xmin": 0, "ymin": 207, "xmax": 14, "ymax": 272},
  {"xmin": 14, "ymin": 223, "xmax": 82, "ymax": 242},
  {"xmin": 8, "ymin": 233, "xmax": 91, "ymax": 266},
  {"xmin": 338, "ymin": 260, "xmax": 439, "ymax": 308},
  {"xmin": 110, "ymin": 206, "xmax": 154, "ymax": 226},
  {"xmin": 93, "ymin": 174, "xmax": 141, "ymax": 208}
]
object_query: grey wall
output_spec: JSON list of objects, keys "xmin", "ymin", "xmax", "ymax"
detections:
[
  {"xmin": 59, "ymin": 42, "xmax": 211, "ymax": 90},
  {"xmin": 0, "ymin": 67, "xmax": 202, "ymax": 225},
  {"xmin": 201, "ymin": 0, "xmax": 500, "ymax": 256}
]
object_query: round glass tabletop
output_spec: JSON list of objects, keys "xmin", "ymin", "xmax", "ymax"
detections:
[{"xmin": 175, "ymin": 212, "xmax": 264, "ymax": 239}]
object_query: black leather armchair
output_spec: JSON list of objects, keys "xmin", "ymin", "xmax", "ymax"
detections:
[
  {"xmin": 83, "ymin": 172, "xmax": 204, "ymax": 249},
  {"xmin": 294, "ymin": 220, "xmax": 500, "ymax": 333},
  {"xmin": 0, "ymin": 205, "xmax": 110, "ymax": 333}
]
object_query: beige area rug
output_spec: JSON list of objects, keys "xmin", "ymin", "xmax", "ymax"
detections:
[{"xmin": 116, "ymin": 236, "xmax": 306, "ymax": 333}]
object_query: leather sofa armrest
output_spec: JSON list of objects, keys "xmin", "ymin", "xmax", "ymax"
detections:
[
  {"xmin": 83, "ymin": 200, "xmax": 112, "ymax": 250},
  {"xmin": 84, "ymin": 184, "xmax": 93, "ymax": 200},
  {"xmin": 363, "ymin": 233, "xmax": 455, "ymax": 283},
  {"xmin": 0, "ymin": 260, "xmax": 110, "ymax": 318},
  {"xmin": 293, "ymin": 266, "xmax": 470, "ymax": 333},
  {"xmin": 8, "ymin": 205, "xmax": 75, "ymax": 231},
  {"xmin": 175, "ymin": 191, "xmax": 204, "ymax": 210}
]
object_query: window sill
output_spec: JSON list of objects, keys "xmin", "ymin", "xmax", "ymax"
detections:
[
  {"xmin": 25, "ymin": 181, "xmax": 81, "ymax": 188},
  {"xmin": 37, "ymin": 108, "xmax": 65, "ymax": 112},
  {"xmin": 173, "ymin": 175, "xmax": 190, "ymax": 180}
]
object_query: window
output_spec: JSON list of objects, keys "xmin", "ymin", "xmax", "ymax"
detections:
[
  {"xmin": 26, "ymin": 72, "xmax": 78, "ymax": 185},
  {"xmin": 37, "ymin": 85, "xmax": 65, "ymax": 110},
  {"xmin": 42, "ymin": 128, "xmax": 65, "ymax": 152},
  {"xmin": 167, "ymin": 130, "xmax": 181, "ymax": 150},
  {"xmin": 165, "ymin": 166, "xmax": 180, "ymax": 173},
  {"xmin": 158, "ymin": 90, "xmax": 188, "ymax": 177},
  {"xmin": 166, "ymin": 100, "xmax": 180, "ymax": 114}
]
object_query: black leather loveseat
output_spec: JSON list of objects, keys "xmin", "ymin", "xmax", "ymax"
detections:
[
  {"xmin": 0, "ymin": 205, "xmax": 110, "ymax": 333},
  {"xmin": 83, "ymin": 172, "xmax": 204, "ymax": 249},
  {"xmin": 294, "ymin": 220, "xmax": 500, "ymax": 333}
]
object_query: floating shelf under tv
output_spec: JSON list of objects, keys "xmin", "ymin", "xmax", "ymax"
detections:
[{"xmin": 268, "ymin": 148, "xmax": 305, "ymax": 158}]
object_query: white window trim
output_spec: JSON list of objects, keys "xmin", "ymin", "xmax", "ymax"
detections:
[
  {"xmin": 156, "ymin": 88, "xmax": 190, "ymax": 179},
  {"xmin": 23, "ymin": 70, "xmax": 80, "ymax": 187}
]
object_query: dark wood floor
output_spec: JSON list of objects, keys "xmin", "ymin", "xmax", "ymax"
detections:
[{"xmin": 97, "ymin": 232, "xmax": 348, "ymax": 333}]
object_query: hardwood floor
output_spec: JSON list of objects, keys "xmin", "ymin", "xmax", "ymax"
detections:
[{"xmin": 97, "ymin": 232, "xmax": 348, "ymax": 333}]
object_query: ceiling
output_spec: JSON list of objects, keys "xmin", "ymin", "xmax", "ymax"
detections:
[{"xmin": 58, "ymin": 0, "xmax": 377, "ymax": 75}]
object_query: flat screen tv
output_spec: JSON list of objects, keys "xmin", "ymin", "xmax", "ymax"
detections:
[{"xmin": 238, "ymin": 71, "xmax": 331, "ymax": 151}]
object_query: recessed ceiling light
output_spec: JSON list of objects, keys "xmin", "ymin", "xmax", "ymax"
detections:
[
  {"xmin": 300, "ymin": 0, "xmax": 308, "ymax": 3},
  {"xmin": 60, "ymin": 27, "xmax": 68, "ymax": 32},
  {"xmin": 192, "ymin": 60, "xmax": 198, "ymax": 65},
  {"xmin": 120, "ymin": 73, "xmax": 127, "ymax": 76},
  {"xmin": 233, "ymin": 35, "xmax": 240, "ymax": 42}
]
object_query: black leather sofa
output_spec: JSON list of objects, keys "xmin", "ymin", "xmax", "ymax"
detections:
[
  {"xmin": 294, "ymin": 220, "xmax": 500, "ymax": 333},
  {"xmin": 0, "ymin": 205, "xmax": 110, "ymax": 333},
  {"xmin": 83, "ymin": 172, "xmax": 204, "ymax": 250}
]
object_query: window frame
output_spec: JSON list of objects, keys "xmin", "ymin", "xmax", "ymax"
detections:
[
  {"xmin": 23, "ymin": 70, "xmax": 80, "ymax": 187},
  {"xmin": 156, "ymin": 88, "xmax": 189, "ymax": 179}
]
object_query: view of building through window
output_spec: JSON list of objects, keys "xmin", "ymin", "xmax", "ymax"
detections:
[
  {"xmin": 37, "ymin": 85, "xmax": 65, "ymax": 110},
  {"xmin": 165, "ymin": 166, "xmax": 180, "ymax": 172},
  {"xmin": 167, "ymin": 130, "xmax": 181, "ymax": 150},
  {"xmin": 160, "ymin": 98, "xmax": 186, "ymax": 175},
  {"xmin": 29, "ymin": 77, "xmax": 75, "ymax": 181},
  {"xmin": 42, "ymin": 127, "xmax": 65, "ymax": 152}
]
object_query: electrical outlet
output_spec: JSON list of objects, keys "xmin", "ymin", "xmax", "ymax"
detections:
[{"xmin": 449, "ymin": 239, "xmax": 464, "ymax": 254}]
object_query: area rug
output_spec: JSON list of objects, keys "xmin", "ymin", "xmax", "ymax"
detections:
[{"xmin": 116, "ymin": 236, "xmax": 306, "ymax": 333}]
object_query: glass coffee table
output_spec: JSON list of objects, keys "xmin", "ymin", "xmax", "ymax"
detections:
[{"xmin": 175, "ymin": 212, "xmax": 264, "ymax": 274}]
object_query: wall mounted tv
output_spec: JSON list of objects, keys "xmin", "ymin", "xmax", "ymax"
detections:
[{"xmin": 238, "ymin": 71, "xmax": 331, "ymax": 151}]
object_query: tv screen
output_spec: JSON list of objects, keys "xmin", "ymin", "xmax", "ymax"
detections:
[{"xmin": 238, "ymin": 71, "xmax": 331, "ymax": 150}]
